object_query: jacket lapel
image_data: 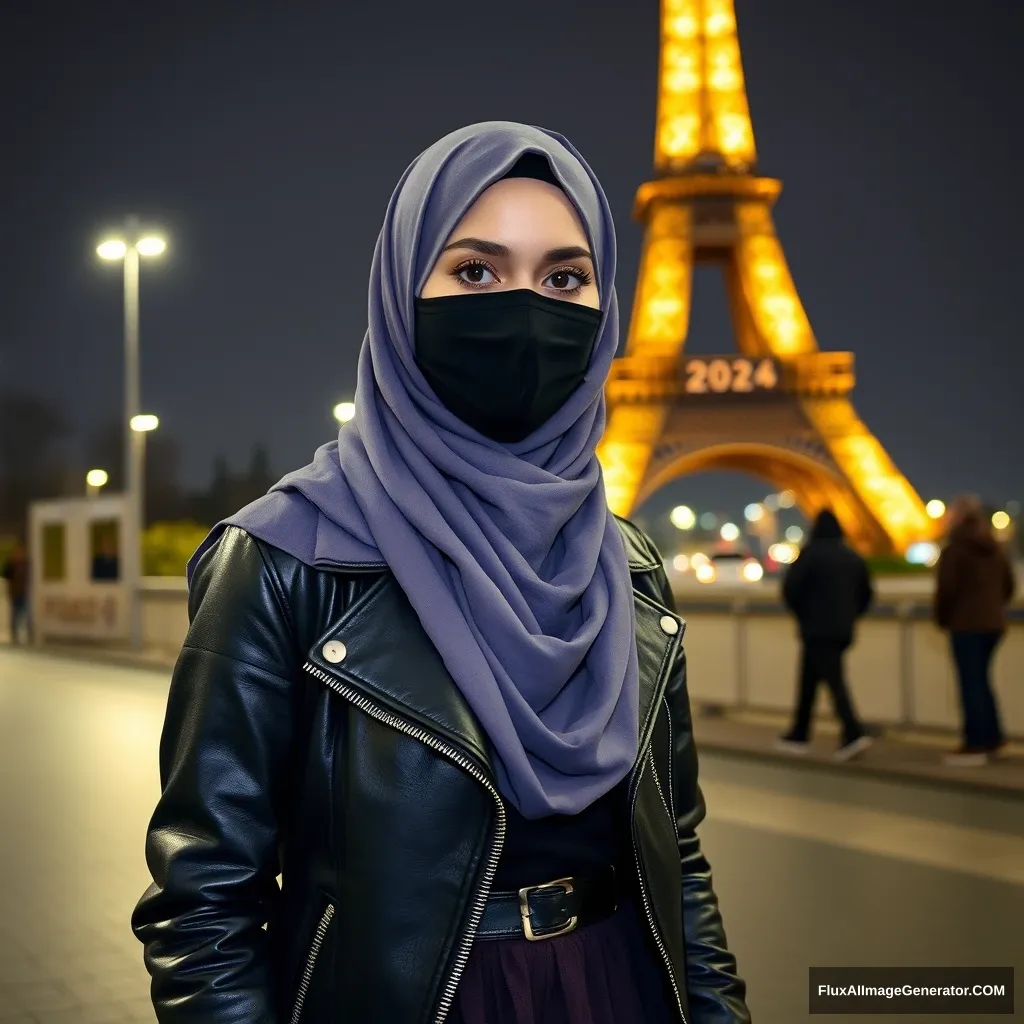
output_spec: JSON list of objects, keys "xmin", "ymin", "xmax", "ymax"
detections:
[
  {"xmin": 307, "ymin": 573, "xmax": 494, "ymax": 772},
  {"xmin": 631, "ymin": 587, "xmax": 685, "ymax": 765},
  {"xmin": 307, "ymin": 567, "xmax": 684, "ymax": 782}
]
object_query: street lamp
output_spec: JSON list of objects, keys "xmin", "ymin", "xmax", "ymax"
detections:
[
  {"xmin": 333, "ymin": 401, "xmax": 356, "ymax": 424},
  {"xmin": 86, "ymin": 468, "xmax": 109, "ymax": 497},
  {"xmin": 96, "ymin": 218, "xmax": 167, "ymax": 650}
]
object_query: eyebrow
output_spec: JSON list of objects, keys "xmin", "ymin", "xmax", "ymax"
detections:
[{"xmin": 440, "ymin": 237, "xmax": 593, "ymax": 264}]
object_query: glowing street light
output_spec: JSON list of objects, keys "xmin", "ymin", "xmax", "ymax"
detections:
[
  {"xmin": 135, "ymin": 236, "xmax": 167, "ymax": 256},
  {"xmin": 785, "ymin": 525, "xmax": 804, "ymax": 543},
  {"xmin": 130, "ymin": 414, "xmax": 160, "ymax": 432},
  {"xmin": 670, "ymin": 505, "xmax": 696, "ymax": 530},
  {"xmin": 333, "ymin": 401, "xmax": 356, "ymax": 424},
  {"xmin": 778, "ymin": 490, "xmax": 797, "ymax": 509},
  {"xmin": 744, "ymin": 503, "xmax": 764, "ymax": 522},
  {"xmin": 699, "ymin": 512, "xmax": 717, "ymax": 531},
  {"xmin": 86, "ymin": 468, "xmax": 109, "ymax": 497},
  {"xmin": 95, "ymin": 217, "xmax": 168, "ymax": 650},
  {"xmin": 97, "ymin": 240, "xmax": 128, "ymax": 260},
  {"xmin": 925, "ymin": 499, "xmax": 946, "ymax": 519},
  {"xmin": 720, "ymin": 522, "xmax": 740, "ymax": 543},
  {"xmin": 992, "ymin": 510, "xmax": 1010, "ymax": 531}
]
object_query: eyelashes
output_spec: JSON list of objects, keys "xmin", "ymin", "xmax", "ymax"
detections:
[{"xmin": 448, "ymin": 258, "xmax": 594, "ymax": 295}]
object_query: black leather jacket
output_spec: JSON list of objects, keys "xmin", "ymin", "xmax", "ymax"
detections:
[{"xmin": 132, "ymin": 518, "xmax": 750, "ymax": 1023}]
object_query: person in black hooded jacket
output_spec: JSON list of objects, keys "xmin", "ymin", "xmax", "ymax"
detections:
[{"xmin": 777, "ymin": 509, "xmax": 874, "ymax": 761}]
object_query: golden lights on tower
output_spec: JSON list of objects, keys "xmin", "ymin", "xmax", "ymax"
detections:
[
  {"xmin": 735, "ymin": 204, "xmax": 817, "ymax": 357},
  {"xmin": 629, "ymin": 205, "xmax": 693, "ymax": 356},
  {"xmin": 656, "ymin": 0, "xmax": 757, "ymax": 172},
  {"xmin": 601, "ymin": 0, "xmax": 939, "ymax": 555}
]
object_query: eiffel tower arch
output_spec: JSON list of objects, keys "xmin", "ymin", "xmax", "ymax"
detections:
[{"xmin": 597, "ymin": 0, "xmax": 936, "ymax": 555}]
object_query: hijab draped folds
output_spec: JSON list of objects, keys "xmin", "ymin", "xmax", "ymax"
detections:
[{"xmin": 189, "ymin": 121, "xmax": 640, "ymax": 819}]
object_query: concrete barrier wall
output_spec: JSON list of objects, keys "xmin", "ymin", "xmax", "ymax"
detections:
[
  {"xmin": 673, "ymin": 577, "xmax": 1024, "ymax": 738},
  {"xmin": 4, "ymin": 575, "xmax": 1022, "ymax": 738}
]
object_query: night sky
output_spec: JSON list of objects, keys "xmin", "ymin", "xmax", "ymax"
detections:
[{"xmin": 4, "ymin": 0, "xmax": 1023, "ymax": 527}]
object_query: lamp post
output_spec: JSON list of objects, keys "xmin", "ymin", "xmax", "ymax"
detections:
[
  {"xmin": 86, "ymin": 468, "xmax": 109, "ymax": 498},
  {"xmin": 97, "ymin": 220, "xmax": 166, "ymax": 650}
]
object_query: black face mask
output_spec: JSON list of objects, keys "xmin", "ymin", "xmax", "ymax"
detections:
[{"xmin": 413, "ymin": 289, "xmax": 603, "ymax": 443}]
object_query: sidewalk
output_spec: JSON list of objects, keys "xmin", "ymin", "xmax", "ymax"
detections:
[
  {"xmin": 24, "ymin": 639, "xmax": 177, "ymax": 673},
  {"xmin": 18, "ymin": 640, "xmax": 1024, "ymax": 799},
  {"xmin": 694, "ymin": 707, "xmax": 1024, "ymax": 799}
]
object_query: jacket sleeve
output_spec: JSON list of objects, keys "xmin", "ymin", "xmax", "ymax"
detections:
[
  {"xmin": 781, "ymin": 553, "xmax": 806, "ymax": 614},
  {"xmin": 857, "ymin": 557, "xmax": 874, "ymax": 618},
  {"xmin": 1002, "ymin": 551, "xmax": 1016, "ymax": 604},
  {"xmin": 131, "ymin": 528, "xmax": 303, "ymax": 1023},
  {"xmin": 934, "ymin": 547, "xmax": 957, "ymax": 629},
  {"xmin": 651, "ymin": 551, "xmax": 751, "ymax": 1022}
]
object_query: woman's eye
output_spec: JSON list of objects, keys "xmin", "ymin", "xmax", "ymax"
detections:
[
  {"xmin": 456, "ymin": 262, "xmax": 497, "ymax": 286},
  {"xmin": 545, "ymin": 269, "xmax": 587, "ymax": 291}
]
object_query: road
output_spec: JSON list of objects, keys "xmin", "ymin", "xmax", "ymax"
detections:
[{"xmin": 0, "ymin": 647, "xmax": 1021, "ymax": 1022}]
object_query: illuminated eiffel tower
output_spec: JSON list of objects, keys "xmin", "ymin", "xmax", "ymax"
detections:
[{"xmin": 598, "ymin": 0, "xmax": 934, "ymax": 555}]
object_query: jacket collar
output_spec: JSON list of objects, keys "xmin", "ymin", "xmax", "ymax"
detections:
[{"xmin": 306, "ymin": 521, "xmax": 682, "ymax": 779}]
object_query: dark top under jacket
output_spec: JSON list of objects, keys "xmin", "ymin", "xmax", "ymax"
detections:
[
  {"xmin": 131, "ymin": 515, "xmax": 750, "ymax": 1024},
  {"xmin": 452, "ymin": 792, "xmax": 679, "ymax": 1024}
]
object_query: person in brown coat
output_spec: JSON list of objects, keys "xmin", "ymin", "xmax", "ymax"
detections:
[{"xmin": 934, "ymin": 500, "xmax": 1016, "ymax": 765}]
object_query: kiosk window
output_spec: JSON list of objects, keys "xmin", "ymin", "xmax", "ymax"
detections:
[
  {"xmin": 42, "ymin": 524, "xmax": 66, "ymax": 581},
  {"xmin": 90, "ymin": 519, "xmax": 121, "ymax": 581}
]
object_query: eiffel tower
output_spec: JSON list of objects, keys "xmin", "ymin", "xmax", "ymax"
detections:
[{"xmin": 597, "ymin": 0, "xmax": 934, "ymax": 555}]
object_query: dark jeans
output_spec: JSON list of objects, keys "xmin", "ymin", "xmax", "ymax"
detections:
[
  {"xmin": 9, "ymin": 597, "xmax": 30, "ymax": 644},
  {"xmin": 950, "ymin": 631, "xmax": 1004, "ymax": 750},
  {"xmin": 789, "ymin": 640, "xmax": 864, "ymax": 746}
]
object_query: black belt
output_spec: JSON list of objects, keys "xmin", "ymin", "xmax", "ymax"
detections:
[{"xmin": 476, "ymin": 866, "xmax": 618, "ymax": 942}]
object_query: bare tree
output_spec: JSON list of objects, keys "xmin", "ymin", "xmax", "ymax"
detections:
[{"xmin": 0, "ymin": 390, "xmax": 72, "ymax": 534}]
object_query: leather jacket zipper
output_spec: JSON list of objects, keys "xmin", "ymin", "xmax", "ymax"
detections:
[
  {"xmin": 290, "ymin": 902, "xmax": 335, "ymax": 1023},
  {"xmin": 303, "ymin": 662, "xmax": 507, "ymax": 1024},
  {"xmin": 631, "ymin": 750, "xmax": 688, "ymax": 1024},
  {"xmin": 648, "ymin": 746, "xmax": 673, "ymax": 827}
]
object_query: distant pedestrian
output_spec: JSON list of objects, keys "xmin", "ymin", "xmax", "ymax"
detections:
[
  {"xmin": 2, "ymin": 541, "xmax": 31, "ymax": 645},
  {"xmin": 776, "ymin": 510, "xmax": 874, "ymax": 761},
  {"xmin": 935, "ymin": 498, "xmax": 1015, "ymax": 766}
]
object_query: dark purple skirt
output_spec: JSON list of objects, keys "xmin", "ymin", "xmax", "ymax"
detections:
[{"xmin": 449, "ymin": 900, "xmax": 679, "ymax": 1024}]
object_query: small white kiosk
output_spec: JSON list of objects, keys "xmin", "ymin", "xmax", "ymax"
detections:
[{"xmin": 29, "ymin": 495, "xmax": 131, "ymax": 643}]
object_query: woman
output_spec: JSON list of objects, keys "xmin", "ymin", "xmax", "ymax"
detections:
[
  {"xmin": 935, "ymin": 497, "xmax": 1015, "ymax": 766},
  {"xmin": 132, "ymin": 121, "xmax": 749, "ymax": 1024}
]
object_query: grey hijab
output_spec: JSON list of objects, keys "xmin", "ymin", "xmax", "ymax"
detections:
[{"xmin": 189, "ymin": 121, "xmax": 639, "ymax": 819}]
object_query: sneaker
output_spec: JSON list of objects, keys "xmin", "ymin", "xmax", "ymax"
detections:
[
  {"xmin": 774, "ymin": 736, "xmax": 810, "ymax": 755},
  {"xmin": 943, "ymin": 747, "xmax": 990, "ymax": 767},
  {"xmin": 834, "ymin": 735, "xmax": 874, "ymax": 762}
]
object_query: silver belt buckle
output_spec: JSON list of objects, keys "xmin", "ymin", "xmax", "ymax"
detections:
[{"xmin": 518, "ymin": 877, "xmax": 578, "ymax": 942}]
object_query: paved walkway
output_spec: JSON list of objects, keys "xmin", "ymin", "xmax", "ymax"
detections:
[
  {"xmin": 694, "ymin": 708, "xmax": 1024, "ymax": 797},
  {"xmin": 1, "ymin": 646, "xmax": 1021, "ymax": 1022}
]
